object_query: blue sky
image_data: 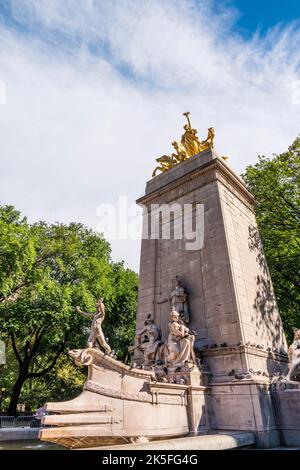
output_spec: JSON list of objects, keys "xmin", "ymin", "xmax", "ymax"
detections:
[
  {"xmin": 1, "ymin": 1, "xmax": 300, "ymax": 35},
  {"xmin": 0, "ymin": 1, "xmax": 299, "ymax": 81},
  {"xmin": 0, "ymin": 1, "xmax": 299, "ymax": 270},
  {"xmin": 231, "ymin": 0, "xmax": 300, "ymax": 36}
]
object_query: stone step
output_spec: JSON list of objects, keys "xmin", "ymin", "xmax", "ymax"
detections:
[
  {"xmin": 45, "ymin": 398, "xmax": 114, "ymax": 414},
  {"xmin": 87, "ymin": 432, "xmax": 255, "ymax": 450},
  {"xmin": 42, "ymin": 412, "xmax": 121, "ymax": 426},
  {"xmin": 39, "ymin": 424, "xmax": 118, "ymax": 441}
]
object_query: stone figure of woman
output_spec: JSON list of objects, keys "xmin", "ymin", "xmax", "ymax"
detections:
[
  {"xmin": 169, "ymin": 276, "xmax": 190, "ymax": 324},
  {"xmin": 165, "ymin": 309, "xmax": 196, "ymax": 366},
  {"xmin": 157, "ymin": 276, "xmax": 190, "ymax": 325}
]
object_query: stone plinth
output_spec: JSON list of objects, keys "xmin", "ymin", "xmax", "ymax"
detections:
[
  {"xmin": 208, "ymin": 380, "xmax": 280, "ymax": 447},
  {"xmin": 272, "ymin": 387, "xmax": 300, "ymax": 446}
]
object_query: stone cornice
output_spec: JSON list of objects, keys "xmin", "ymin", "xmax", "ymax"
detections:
[
  {"xmin": 149, "ymin": 382, "xmax": 188, "ymax": 392},
  {"xmin": 210, "ymin": 379, "xmax": 271, "ymax": 387},
  {"xmin": 202, "ymin": 345, "xmax": 288, "ymax": 362},
  {"xmin": 84, "ymin": 380, "xmax": 153, "ymax": 403},
  {"xmin": 84, "ymin": 380, "xmax": 189, "ymax": 406},
  {"xmin": 137, "ymin": 154, "xmax": 255, "ymax": 212}
]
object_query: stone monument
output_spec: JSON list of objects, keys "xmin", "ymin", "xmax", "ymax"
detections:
[
  {"xmin": 135, "ymin": 112, "xmax": 289, "ymax": 447},
  {"xmin": 39, "ymin": 113, "xmax": 298, "ymax": 449}
]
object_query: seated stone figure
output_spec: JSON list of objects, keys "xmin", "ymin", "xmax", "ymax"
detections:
[
  {"xmin": 165, "ymin": 309, "xmax": 196, "ymax": 367},
  {"xmin": 136, "ymin": 314, "xmax": 164, "ymax": 367},
  {"xmin": 286, "ymin": 327, "xmax": 300, "ymax": 381}
]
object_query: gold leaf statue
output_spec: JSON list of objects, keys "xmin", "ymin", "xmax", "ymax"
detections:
[
  {"xmin": 171, "ymin": 141, "xmax": 187, "ymax": 162},
  {"xmin": 152, "ymin": 155, "xmax": 177, "ymax": 177},
  {"xmin": 181, "ymin": 111, "xmax": 202, "ymax": 157},
  {"xmin": 200, "ymin": 127, "xmax": 215, "ymax": 151},
  {"xmin": 152, "ymin": 112, "xmax": 215, "ymax": 177}
]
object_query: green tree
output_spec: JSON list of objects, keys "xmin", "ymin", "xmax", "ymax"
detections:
[
  {"xmin": 0, "ymin": 206, "xmax": 36, "ymax": 304},
  {"xmin": 105, "ymin": 263, "xmax": 139, "ymax": 362},
  {"xmin": 0, "ymin": 206, "xmax": 138, "ymax": 415},
  {"xmin": 0, "ymin": 348, "xmax": 86, "ymax": 413},
  {"xmin": 243, "ymin": 137, "xmax": 300, "ymax": 342}
]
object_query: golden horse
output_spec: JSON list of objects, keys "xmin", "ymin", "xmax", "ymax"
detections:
[
  {"xmin": 200, "ymin": 127, "xmax": 215, "ymax": 150},
  {"xmin": 152, "ymin": 155, "xmax": 177, "ymax": 177}
]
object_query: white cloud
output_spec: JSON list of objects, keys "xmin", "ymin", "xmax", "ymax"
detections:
[{"xmin": 0, "ymin": 0, "xmax": 299, "ymax": 271}]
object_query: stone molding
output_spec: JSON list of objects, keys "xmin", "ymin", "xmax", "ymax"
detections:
[
  {"xmin": 70, "ymin": 348, "xmax": 156, "ymax": 380},
  {"xmin": 84, "ymin": 380, "xmax": 189, "ymax": 406},
  {"xmin": 137, "ymin": 156, "xmax": 255, "ymax": 212},
  {"xmin": 84, "ymin": 380, "xmax": 153, "ymax": 403},
  {"xmin": 202, "ymin": 344, "xmax": 288, "ymax": 362}
]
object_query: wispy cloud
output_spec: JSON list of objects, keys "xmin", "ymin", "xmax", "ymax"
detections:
[{"xmin": 0, "ymin": 0, "xmax": 299, "ymax": 270}]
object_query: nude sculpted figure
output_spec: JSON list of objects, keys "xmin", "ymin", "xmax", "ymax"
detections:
[{"xmin": 76, "ymin": 298, "xmax": 112, "ymax": 355}]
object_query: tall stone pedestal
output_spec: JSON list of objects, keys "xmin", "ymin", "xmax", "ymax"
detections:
[{"xmin": 135, "ymin": 149, "xmax": 289, "ymax": 447}]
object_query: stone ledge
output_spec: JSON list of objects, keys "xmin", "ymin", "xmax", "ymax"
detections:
[
  {"xmin": 84, "ymin": 431, "xmax": 255, "ymax": 450},
  {"xmin": 202, "ymin": 344, "xmax": 288, "ymax": 361},
  {"xmin": 0, "ymin": 428, "xmax": 40, "ymax": 441},
  {"xmin": 139, "ymin": 149, "xmax": 255, "ymax": 209}
]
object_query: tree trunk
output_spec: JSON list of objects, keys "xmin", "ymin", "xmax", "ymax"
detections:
[{"xmin": 7, "ymin": 369, "xmax": 28, "ymax": 416}]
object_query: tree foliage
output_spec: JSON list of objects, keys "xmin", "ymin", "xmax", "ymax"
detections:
[
  {"xmin": 0, "ymin": 206, "xmax": 138, "ymax": 414},
  {"xmin": 243, "ymin": 137, "xmax": 300, "ymax": 342}
]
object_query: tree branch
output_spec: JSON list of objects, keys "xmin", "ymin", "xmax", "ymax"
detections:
[
  {"xmin": 281, "ymin": 195, "xmax": 300, "ymax": 217},
  {"xmin": 277, "ymin": 271, "xmax": 300, "ymax": 292},
  {"xmin": 27, "ymin": 325, "xmax": 46, "ymax": 362},
  {"xmin": 10, "ymin": 332, "xmax": 23, "ymax": 367},
  {"xmin": 27, "ymin": 337, "xmax": 67, "ymax": 379},
  {"xmin": 0, "ymin": 282, "xmax": 28, "ymax": 304}
]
